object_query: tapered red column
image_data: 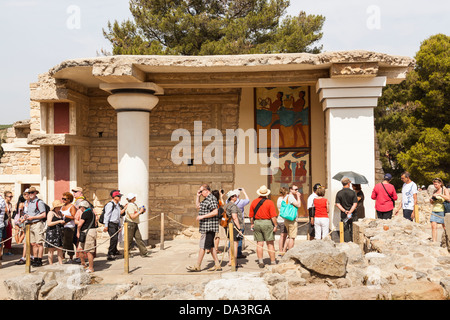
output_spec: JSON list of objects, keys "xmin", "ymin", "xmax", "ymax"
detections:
[{"xmin": 100, "ymin": 83, "xmax": 163, "ymax": 243}]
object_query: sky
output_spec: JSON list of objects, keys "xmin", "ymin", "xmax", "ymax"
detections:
[{"xmin": 0, "ymin": 0, "xmax": 449, "ymax": 125}]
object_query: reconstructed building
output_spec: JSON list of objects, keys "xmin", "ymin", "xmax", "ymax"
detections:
[{"xmin": 0, "ymin": 51, "xmax": 414, "ymax": 241}]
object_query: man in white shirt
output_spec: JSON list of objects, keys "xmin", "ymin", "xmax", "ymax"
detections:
[
  {"xmin": 306, "ymin": 183, "xmax": 322, "ymax": 240},
  {"xmin": 394, "ymin": 172, "xmax": 418, "ymax": 221}
]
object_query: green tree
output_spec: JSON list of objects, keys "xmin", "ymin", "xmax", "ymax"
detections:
[
  {"xmin": 103, "ymin": 0, "xmax": 325, "ymax": 55},
  {"xmin": 375, "ymin": 34, "xmax": 450, "ymax": 187}
]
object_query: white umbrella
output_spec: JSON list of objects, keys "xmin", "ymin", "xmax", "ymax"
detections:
[{"xmin": 332, "ymin": 171, "xmax": 369, "ymax": 185}]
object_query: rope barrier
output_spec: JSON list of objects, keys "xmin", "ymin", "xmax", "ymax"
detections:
[
  {"xmin": 4, "ymin": 214, "xmax": 162, "ymax": 254},
  {"xmin": 3, "ymin": 207, "xmax": 445, "ymax": 275}
]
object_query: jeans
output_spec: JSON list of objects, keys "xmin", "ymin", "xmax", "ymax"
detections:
[{"xmin": 237, "ymin": 228, "xmax": 244, "ymax": 256}]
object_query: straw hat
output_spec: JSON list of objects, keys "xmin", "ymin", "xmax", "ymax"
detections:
[
  {"xmin": 27, "ymin": 187, "xmax": 39, "ymax": 194},
  {"xmin": 52, "ymin": 199, "xmax": 64, "ymax": 210},
  {"xmin": 256, "ymin": 185, "xmax": 271, "ymax": 197}
]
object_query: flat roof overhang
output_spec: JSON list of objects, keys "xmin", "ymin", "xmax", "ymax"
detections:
[{"xmin": 47, "ymin": 51, "xmax": 415, "ymax": 90}]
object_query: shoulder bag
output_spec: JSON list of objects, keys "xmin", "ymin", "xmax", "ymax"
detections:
[
  {"xmin": 253, "ymin": 198, "xmax": 267, "ymax": 220},
  {"xmin": 279, "ymin": 196, "xmax": 298, "ymax": 221},
  {"xmin": 79, "ymin": 210, "xmax": 95, "ymax": 243},
  {"xmin": 381, "ymin": 183, "xmax": 396, "ymax": 208}
]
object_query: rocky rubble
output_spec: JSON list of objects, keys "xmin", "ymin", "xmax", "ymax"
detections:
[
  {"xmin": 261, "ymin": 215, "xmax": 449, "ymax": 300},
  {"xmin": 4, "ymin": 200, "xmax": 449, "ymax": 300}
]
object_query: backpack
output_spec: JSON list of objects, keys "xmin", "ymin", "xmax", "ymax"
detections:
[
  {"xmin": 219, "ymin": 206, "xmax": 230, "ymax": 228},
  {"xmin": 98, "ymin": 201, "xmax": 115, "ymax": 225},
  {"xmin": 35, "ymin": 199, "xmax": 50, "ymax": 221}
]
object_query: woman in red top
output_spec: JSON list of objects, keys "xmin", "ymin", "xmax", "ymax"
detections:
[
  {"xmin": 371, "ymin": 173, "xmax": 398, "ymax": 219},
  {"xmin": 313, "ymin": 187, "xmax": 329, "ymax": 240}
]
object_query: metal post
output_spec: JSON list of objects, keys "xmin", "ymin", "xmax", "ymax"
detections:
[
  {"xmin": 160, "ymin": 212, "xmax": 165, "ymax": 250},
  {"xmin": 414, "ymin": 204, "xmax": 419, "ymax": 223},
  {"xmin": 339, "ymin": 222, "xmax": 344, "ymax": 243},
  {"xmin": 124, "ymin": 221, "xmax": 129, "ymax": 274},
  {"xmin": 25, "ymin": 224, "xmax": 31, "ymax": 274}
]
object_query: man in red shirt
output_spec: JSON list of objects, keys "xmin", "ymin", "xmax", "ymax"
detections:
[
  {"xmin": 249, "ymin": 185, "xmax": 278, "ymax": 268},
  {"xmin": 371, "ymin": 173, "xmax": 398, "ymax": 219}
]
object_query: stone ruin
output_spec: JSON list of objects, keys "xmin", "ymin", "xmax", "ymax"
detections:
[{"xmin": 4, "ymin": 212, "xmax": 449, "ymax": 300}]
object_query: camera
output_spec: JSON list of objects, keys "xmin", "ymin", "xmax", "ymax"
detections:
[{"xmin": 431, "ymin": 196, "xmax": 437, "ymax": 201}]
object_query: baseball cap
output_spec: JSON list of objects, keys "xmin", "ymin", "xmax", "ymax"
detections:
[
  {"xmin": 78, "ymin": 200, "xmax": 90, "ymax": 209},
  {"xmin": 126, "ymin": 193, "xmax": 137, "ymax": 201},
  {"xmin": 384, "ymin": 173, "xmax": 393, "ymax": 181},
  {"xmin": 111, "ymin": 190, "xmax": 123, "ymax": 198}
]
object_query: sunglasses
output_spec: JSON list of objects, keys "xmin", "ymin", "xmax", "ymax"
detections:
[{"xmin": 62, "ymin": 197, "xmax": 68, "ymax": 201}]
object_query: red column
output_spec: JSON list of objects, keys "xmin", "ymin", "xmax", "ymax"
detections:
[{"xmin": 54, "ymin": 146, "xmax": 70, "ymax": 200}]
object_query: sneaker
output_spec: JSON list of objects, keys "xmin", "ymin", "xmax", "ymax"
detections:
[
  {"xmin": 15, "ymin": 259, "xmax": 26, "ymax": 265},
  {"xmin": 107, "ymin": 255, "xmax": 117, "ymax": 261},
  {"xmin": 258, "ymin": 262, "xmax": 265, "ymax": 269},
  {"xmin": 32, "ymin": 259, "xmax": 42, "ymax": 267},
  {"xmin": 140, "ymin": 252, "xmax": 150, "ymax": 258}
]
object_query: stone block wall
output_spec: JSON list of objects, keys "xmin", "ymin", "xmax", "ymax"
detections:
[
  {"xmin": 84, "ymin": 88, "xmax": 241, "ymax": 240},
  {"xmin": 0, "ymin": 119, "xmax": 39, "ymax": 177}
]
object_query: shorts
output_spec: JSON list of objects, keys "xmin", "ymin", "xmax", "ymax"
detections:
[
  {"xmin": 284, "ymin": 219, "xmax": 298, "ymax": 239},
  {"xmin": 228, "ymin": 225, "xmax": 244, "ymax": 242},
  {"xmin": 199, "ymin": 231, "xmax": 215, "ymax": 250},
  {"xmin": 253, "ymin": 219, "xmax": 275, "ymax": 242},
  {"xmin": 403, "ymin": 209, "xmax": 414, "ymax": 221},
  {"xmin": 377, "ymin": 210, "xmax": 393, "ymax": 220},
  {"xmin": 30, "ymin": 221, "xmax": 45, "ymax": 244},
  {"xmin": 277, "ymin": 221, "xmax": 287, "ymax": 234},
  {"xmin": 430, "ymin": 211, "xmax": 445, "ymax": 224},
  {"xmin": 78, "ymin": 229, "xmax": 97, "ymax": 253}
]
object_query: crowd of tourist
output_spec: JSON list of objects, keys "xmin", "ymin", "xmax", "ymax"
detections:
[
  {"xmin": 0, "ymin": 187, "xmax": 149, "ymax": 273},
  {"xmin": 0, "ymin": 170, "xmax": 448, "ymax": 273},
  {"xmin": 187, "ymin": 171, "xmax": 449, "ymax": 271}
]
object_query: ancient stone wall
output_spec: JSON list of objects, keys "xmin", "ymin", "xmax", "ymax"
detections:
[{"xmin": 84, "ymin": 88, "xmax": 241, "ymax": 240}]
